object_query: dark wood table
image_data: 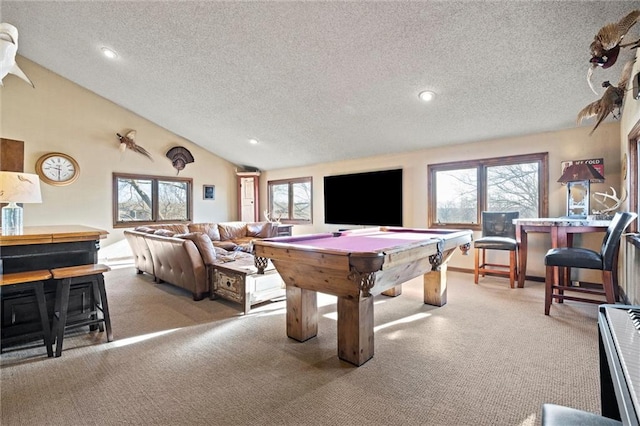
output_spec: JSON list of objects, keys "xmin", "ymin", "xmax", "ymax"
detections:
[
  {"xmin": 253, "ymin": 227, "xmax": 472, "ymax": 366},
  {"xmin": 0, "ymin": 225, "xmax": 108, "ymax": 344},
  {"xmin": 513, "ymin": 218, "xmax": 610, "ymax": 288}
]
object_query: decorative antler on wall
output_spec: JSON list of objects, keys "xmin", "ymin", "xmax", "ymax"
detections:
[
  {"xmin": 264, "ymin": 209, "xmax": 282, "ymax": 223},
  {"xmin": 592, "ymin": 186, "xmax": 627, "ymax": 215}
]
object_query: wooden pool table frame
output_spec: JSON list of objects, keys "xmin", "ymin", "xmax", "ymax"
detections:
[{"xmin": 253, "ymin": 227, "xmax": 472, "ymax": 366}]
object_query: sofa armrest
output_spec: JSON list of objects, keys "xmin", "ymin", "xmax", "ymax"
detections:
[
  {"xmin": 124, "ymin": 230, "xmax": 154, "ymax": 275},
  {"xmin": 144, "ymin": 233, "xmax": 208, "ymax": 300},
  {"xmin": 175, "ymin": 232, "xmax": 217, "ymax": 265}
]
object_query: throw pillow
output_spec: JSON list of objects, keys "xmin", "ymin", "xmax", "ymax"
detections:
[
  {"xmin": 134, "ymin": 226, "xmax": 156, "ymax": 234},
  {"xmin": 175, "ymin": 232, "xmax": 217, "ymax": 264},
  {"xmin": 218, "ymin": 222, "xmax": 247, "ymax": 240},
  {"xmin": 246, "ymin": 222, "xmax": 268, "ymax": 237},
  {"xmin": 213, "ymin": 241, "xmax": 238, "ymax": 251},
  {"xmin": 188, "ymin": 223, "xmax": 221, "ymax": 241}
]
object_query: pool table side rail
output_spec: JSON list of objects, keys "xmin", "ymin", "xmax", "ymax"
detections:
[
  {"xmin": 254, "ymin": 245, "xmax": 354, "ymax": 271},
  {"xmin": 253, "ymin": 229, "xmax": 472, "ymax": 275},
  {"xmin": 255, "ymin": 229, "xmax": 471, "ymax": 257}
]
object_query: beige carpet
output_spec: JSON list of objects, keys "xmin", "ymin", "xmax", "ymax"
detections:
[{"xmin": 1, "ymin": 264, "xmax": 603, "ymax": 425}]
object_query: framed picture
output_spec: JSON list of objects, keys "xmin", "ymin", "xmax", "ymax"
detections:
[{"xmin": 203, "ymin": 185, "xmax": 215, "ymax": 200}]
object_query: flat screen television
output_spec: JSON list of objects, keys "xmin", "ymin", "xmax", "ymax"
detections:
[{"xmin": 324, "ymin": 168, "xmax": 403, "ymax": 227}]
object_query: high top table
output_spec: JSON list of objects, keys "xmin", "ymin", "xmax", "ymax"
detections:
[
  {"xmin": 0, "ymin": 225, "xmax": 108, "ymax": 345},
  {"xmin": 513, "ymin": 218, "xmax": 610, "ymax": 288}
]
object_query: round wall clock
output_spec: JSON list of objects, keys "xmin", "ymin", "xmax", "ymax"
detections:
[{"xmin": 35, "ymin": 152, "xmax": 80, "ymax": 186}]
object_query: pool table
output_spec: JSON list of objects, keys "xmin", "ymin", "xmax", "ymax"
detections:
[{"xmin": 252, "ymin": 226, "xmax": 472, "ymax": 366}]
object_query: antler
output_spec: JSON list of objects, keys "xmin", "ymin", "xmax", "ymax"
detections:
[
  {"xmin": 592, "ymin": 186, "xmax": 627, "ymax": 214},
  {"xmin": 263, "ymin": 209, "xmax": 282, "ymax": 223}
]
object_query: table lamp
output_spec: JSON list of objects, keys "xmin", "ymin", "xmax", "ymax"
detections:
[
  {"xmin": 557, "ymin": 163, "xmax": 604, "ymax": 218},
  {"xmin": 0, "ymin": 171, "xmax": 42, "ymax": 235}
]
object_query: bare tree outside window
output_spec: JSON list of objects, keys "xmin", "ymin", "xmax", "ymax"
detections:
[
  {"xmin": 435, "ymin": 168, "xmax": 477, "ymax": 224},
  {"xmin": 117, "ymin": 178, "xmax": 152, "ymax": 221},
  {"xmin": 487, "ymin": 163, "xmax": 539, "ymax": 218},
  {"xmin": 158, "ymin": 180, "xmax": 188, "ymax": 220},
  {"xmin": 113, "ymin": 173, "xmax": 192, "ymax": 227},
  {"xmin": 428, "ymin": 153, "xmax": 548, "ymax": 229},
  {"xmin": 292, "ymin": 181, "xmax": 311, "ymax": 220},
  {"xmin": 268, "ymin": 177, "xmax": 312, "ymax": 224},
  {"xmin": 270, "ymin": 182, "xmax": 290, "ymax": 220}
]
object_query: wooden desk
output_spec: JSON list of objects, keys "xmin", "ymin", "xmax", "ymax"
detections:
[
  {"xmin": 0, "ymin": 225, "xmax": 108, "ymax": 345},
  {"xmin": 0, "ymin": 225, "xmax": 108, "ymax": 246},
  {"xmin": 514, "ymin": 218, "xmax": 610, "ymax": 288}
]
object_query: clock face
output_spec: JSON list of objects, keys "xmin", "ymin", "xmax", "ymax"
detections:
[{"xmin": 36, "ymin": 153, "xmax": 80, "ymax": 186}]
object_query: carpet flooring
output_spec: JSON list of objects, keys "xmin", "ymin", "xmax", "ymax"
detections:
[{"xmin": 1, "ymin": 263, "xmax": 602, "ymax": 425}]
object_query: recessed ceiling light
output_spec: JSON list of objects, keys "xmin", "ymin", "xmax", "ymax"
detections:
[
  {"xmin": 101, "ymin": 47, "xmax": 118, "ymax": 59},
  {"xmin": 249, "ymin": 138, "xmax": 259, "ymax": 145},
  {"xmin": 418, "ymin": 90, "xmax": 436, "ymax": 102}
]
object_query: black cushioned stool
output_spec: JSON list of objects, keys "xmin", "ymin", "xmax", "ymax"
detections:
[
  {"xmin": 0, "ymin": 269, "xmax": 54, "ymax": 357},
  {"xmin": 543, "ymin": 212, "xmax": 636, "ymax": 315},
  {"xmin": 541, "ymin": 403, "xmax": 622, "ymax": 426},
  {"xmin": 474, "ymin": 211, "xmax": 519, "ymax": 288},
  {"xmin": 50, "ymin": 264, "xmax": 112, "ymax": 357}
]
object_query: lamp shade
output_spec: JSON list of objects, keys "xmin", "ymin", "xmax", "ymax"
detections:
[
  {"xmin": 557, "ymin": 163, "xmax": 604, "ymax": 183},
  {"xmin": 0, "ymin": 171, "xmax": 42, "ymax": 203}
]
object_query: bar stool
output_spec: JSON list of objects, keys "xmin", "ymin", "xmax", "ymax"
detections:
[
  {"xmin": 0, "ymin": 270, "xmax": 54, "ymax": 357},
  {"xmin": 50, "ymin": 264, "xmax": 112, "ymax": 357},
  {"xmin": 474, "ymin": 211, "xmax": 519, "ymax": 288}
]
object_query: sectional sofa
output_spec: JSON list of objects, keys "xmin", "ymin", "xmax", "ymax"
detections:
[{"xmin": 124, "ymin": 221, "xmax": 280, "ymax": 300}]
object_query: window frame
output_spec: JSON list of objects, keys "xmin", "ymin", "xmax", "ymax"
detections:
[
  {"xmin": 267, "ymin": 176, "xmax": 313, "ymax": 224},
  {"xmin": 427, "ymin": 152, "xmax": 548, "ymax": 231},
  {"xmin": 628, "ymin": 119, "xmax": 640, "ymax": 233},
  {"xmin": 112, "ymin": 172, "xmax": 193, "ymax": 228}
]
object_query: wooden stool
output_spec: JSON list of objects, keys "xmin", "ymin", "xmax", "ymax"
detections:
[
  {"xmin": 50, "ymin": 264, "xmax": 112, "ymax": 357},
  {"xmin": 0, "ymin": 270, "xmax": 54, "ymax": 357}
]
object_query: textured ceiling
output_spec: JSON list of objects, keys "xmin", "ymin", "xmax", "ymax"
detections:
[{"xmin": 2, "ymin": 1, "xmax": 640, "ymax": 171}]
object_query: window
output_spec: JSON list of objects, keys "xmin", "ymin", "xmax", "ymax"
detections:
[
  {"xmin": 428, "ymin": 153, "xmax": 548, "ymax": 230},
  {"xmin": 628, "ymin": 119, "xmax": 640, "ymax": 233},
  {"xmin": 268, "ymin": 177, "xmax": 312, "ymax": 224},
  {"xmin": 113, "ymin": 173, "xmax": 193, "ymax": 227}
]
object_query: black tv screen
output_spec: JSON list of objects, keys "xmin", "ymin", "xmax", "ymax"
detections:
[{"xmin": 324, "ymin": 169, "xmax": 403, "ymax": 227}]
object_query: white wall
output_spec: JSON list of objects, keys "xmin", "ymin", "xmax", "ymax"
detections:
[
  {"xmin": 0, "ymin": 57, "xmax": 239, "ymax": 260},
  {"xmin": 261, "ymin": 121, "xmax": 621, "ymax": 278},
  {"xmin": 1, "ymin": 57, "xmax": 626, "ymax": 281},
  {"xmin": 619, "ymin": 49, "xmax": 640, "ymax": 305},
  {"xmin": 620, "ymin": 49, "xmax": 640, "ymax": 211}
]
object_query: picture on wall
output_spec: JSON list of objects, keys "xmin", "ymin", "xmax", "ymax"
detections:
[
  {"xmin": 203, "ymin": 185, "xmax": 215, "ymax": 200},
  {"xmin": 560, "ymin": 158, "xmax": 604, "ymax": 183}
]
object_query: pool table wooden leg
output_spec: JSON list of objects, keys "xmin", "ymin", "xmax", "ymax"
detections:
[
  {"xmin": 286, "ymin": 286, "xmax": 317, "ymax": 342},
  {"xmin": 424, "ymin": 263, "xmax": 448, "ymax": 306},
  {"xmin": 381, "ymin": 285, "xmax": 402, "ymax": 297},
  {"xmin": 337, "ymin": 295, "xmax": 374, "ymax": 366}
]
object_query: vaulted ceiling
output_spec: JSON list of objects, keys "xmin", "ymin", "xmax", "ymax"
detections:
[{"xmin": 3, "ymin": 1, "xmax": 639, "ymax": 170}]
